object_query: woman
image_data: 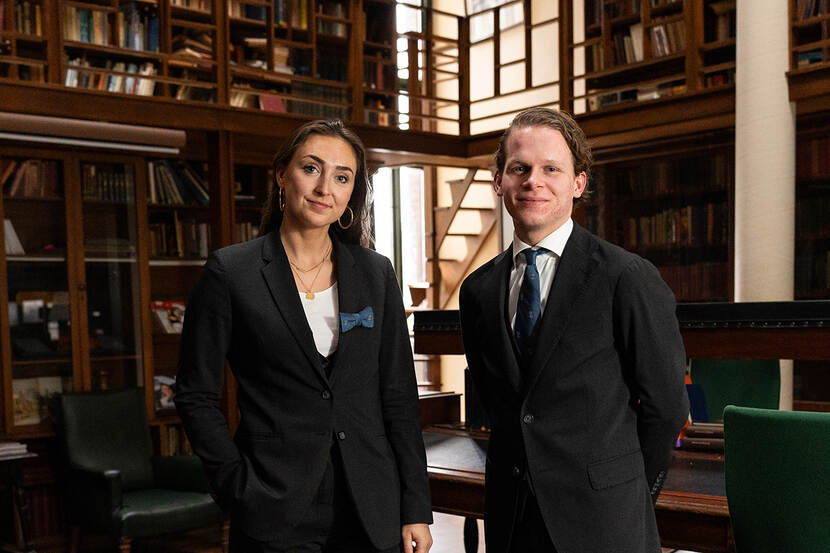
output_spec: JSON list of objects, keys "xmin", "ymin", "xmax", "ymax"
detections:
[{"xmin": 176, "ymin": 120, "xmax": 433, "ymax": 553}]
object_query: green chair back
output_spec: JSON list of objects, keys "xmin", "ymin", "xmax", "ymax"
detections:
[
  {"xmin": 724, "ymin": 406, "xmax": 830, "ymax": 553},
  {"xmin": 56, "ymin": 388, "xmax": 155, "ymax": 491},
  {"xmin": 689, "ymin": 358, "xmax": 779, "ymax": 422}
]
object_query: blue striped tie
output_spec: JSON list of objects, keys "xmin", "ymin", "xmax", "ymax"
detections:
[{"xmin": 515, "ymin": 247, "xmax": 547, "ymax": 365}]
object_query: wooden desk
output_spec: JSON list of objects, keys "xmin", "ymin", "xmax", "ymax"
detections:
[
  {"xmin": 416, "ymin": 301, "xmax": 830, "ymax": 552},
  {"xmin": 424, "ymin": 428, "xmax": 733, "ymax": 553}
]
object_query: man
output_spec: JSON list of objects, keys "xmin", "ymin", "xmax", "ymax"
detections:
[{"xmin": 459, "ymin": 108, "xmax": 689, "ymax": 553}]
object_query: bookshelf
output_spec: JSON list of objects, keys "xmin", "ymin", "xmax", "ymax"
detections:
[
  {"xmin": 585, "ymin": 143, "xmax": 733, "ymax": 302},
  {"xmin": 569, "ymin": 0, "xmax": 735, "ymax": 115}
]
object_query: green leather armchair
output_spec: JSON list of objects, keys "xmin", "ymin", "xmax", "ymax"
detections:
[
  {"xmin": 724, "ymin": 405, "xmax": 830, "ymax": 553},
  {"xmin": 53, "ymin": 388, "xmax": 225, "ymax": 553}
]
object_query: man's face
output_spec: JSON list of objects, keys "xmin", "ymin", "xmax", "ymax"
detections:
[{"xmin": 494, "ymin": 125, "xmax": 586, "ymax": 245}]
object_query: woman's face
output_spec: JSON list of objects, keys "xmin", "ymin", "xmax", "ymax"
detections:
[{"xmin": 278, "ymin": 134, "xmax": 357, "ymax": 232}]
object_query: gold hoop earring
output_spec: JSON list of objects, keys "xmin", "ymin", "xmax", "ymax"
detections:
[
  {"xmin": 338, "ymin": 206, "xmax": 354, "ymax": 230},
  {"xmin": 278, "ymin": 187, "xmax": 285, "ymax": 212}
]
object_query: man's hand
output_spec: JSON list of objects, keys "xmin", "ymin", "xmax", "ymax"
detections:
[{"xmin": 402, "ymin": 523, "xmax": 432, "ymax": 553}]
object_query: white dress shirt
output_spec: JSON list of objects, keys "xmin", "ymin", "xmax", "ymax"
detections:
[{"xmin": 508, "ymin": 218, "xmax": 574, "ymax": 331}]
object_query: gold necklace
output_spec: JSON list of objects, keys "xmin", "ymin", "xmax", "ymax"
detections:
[{"xmin": 289, "ymin": 243, "xmax": 331, "ymax": 300}]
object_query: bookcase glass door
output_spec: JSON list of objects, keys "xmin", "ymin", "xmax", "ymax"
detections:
[
  {"xmin": 1, "ymin": 156, "xmax": 74, "ymax": 430},
  {"xmin": 80, "ymin": 161, "xmax": 144, "ymax": 391}
]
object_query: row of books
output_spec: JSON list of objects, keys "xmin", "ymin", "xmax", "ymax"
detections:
[
  {"xmin": 612, "ymin": 154, "xmax": 731, "ymax": 197},
  {"xmin": 364, "ymin": 99, "xmax": 392, "ymax": 126},
  {"xmin": 10, "ymin": 0, "xmax": 42, "ymax": 36},
  {"xmin": 172, "ymin": 29, "xmax": 214, "ymax": 61},
  {"xmin": 232, "ymin": 38, "xmax": 292, "ymax": 74},
  {"xmin": 63, "ymin": 5, "xmax": 160, "ymax": 52},
  {"xmin": 1, "ymin": 158, "xmax": 60, "ymax": 198},
  {"xmin": 707, "ymin": 1, "xmax": 735, "ymax": 42},
  {"xmin": 148, "ymin": 215, "xmax": 211, "ymax": 258},
  {"xmin": 658, "ymin": 261, "xmax": 730, "ymax": 302},
  {"xmin": 797, "ymin": 0, "xmax": 828, "ymax": 20},
  {"xmin": 586, "ymin": 81, "xmax": 686, "ymax": 110},
  {"xmin": 705, "ymin": 69, "xmax": 734, "ymax": 88},
  {"xmin": 172, "ymin": 0, "xmax": 212, "ymax": 12},
  {"xmin": 797, "ymin": 196, "xmax": 830, "ymax": 235},
  {"xmin": 23, "ymin": 485, "xmax": 63, "ymax": 540},
  {"xmin": 236, "ymin": 221, "xmax": 260, "ymax": 243},
  {"xmin": 796, "ymin": 250, "xmax": 830, "ymax": 293},
  {"xmin": 228, "ymin": 0, "xmax": 308, "ymax": 28},
  {"xmin": 796, "ymin": 136, "xmax": 830, "ymax": 179},
  {"xmin": 651, "ymin": 19, "xmax": 686, "ymax": 57},
  {"xmin": 619, "ymin": 202, "xmax": 729, "ymax": 250},
  {"xmin": 317, "ymin": 1, "xmax": 348, "ymax": 38},
  {"xmin": 174, "ymin": 77, "xmax": 218, "ymax": 103},
  {"xmin": 606, "ymin": 0, "xmax": 640, "ymax": 19},
  {"xmin": 164, "ymin": 423, "xmax": 194, "ymax": 454},
  {"xmin": 611, "ymin": 23, "xmax": 644, "ymax": 65},
  {"xmin": 81, "ymin": 164, "xmax": 135, "ymax": 202},
  {"xmin": 65, "ymin": 58, "xmax": 157, "ymax": 96},
  {"xmin": 291, "ymin": 81, "xmax": 349, "ymax": 118},
  {"xmin": 364, "ymin": 58, "xmax": 393, "ymax": 91},
  {"xmin": 14, "ymin": 64, "xmax": 47, "ymax": 83},
  {"xmin": 148, "ymin": 160, "xmax": 210, "ymax": 206}
]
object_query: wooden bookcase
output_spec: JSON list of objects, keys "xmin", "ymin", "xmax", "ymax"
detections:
[
  {"xmin": 568, "ymin": 0, "xmax": 736, "ymax": 115},
  {"xmin": 582, "ymin": 137, "xmax": 734, "ymax": 302}
]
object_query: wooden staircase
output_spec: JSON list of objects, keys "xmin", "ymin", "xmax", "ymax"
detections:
[{"xmin": 432, "ymin": 167, "xmax": 498, "ymax": 308}]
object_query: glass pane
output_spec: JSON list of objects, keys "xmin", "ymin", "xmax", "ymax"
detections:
[
  {"xmin": 1, "ymin": 156, "xmax": 73, "ymax": 427},
  {"xmin": 81, "ymin": 162, "xmax": 143, "ymax": 391}
]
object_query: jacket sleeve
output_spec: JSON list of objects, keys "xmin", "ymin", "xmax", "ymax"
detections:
[
  {"xmin": 377, "ymin": 259, "xmax": 433, "ymax": 525},
  {"xmin": 175, "ymin": 253, "xmax": 244, "ymax": 509},
  {"xmin": 613, "ymin": 257, "xmax": 689, "ymax": 500}
]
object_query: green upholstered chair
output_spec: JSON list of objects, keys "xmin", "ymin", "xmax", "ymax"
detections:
[
  {"xmin": 688, "ymin": 358, "xmax": 780, "ymax": 422},
  {"xmin": 53, "ymin": 388, "xmax": 225, "ymax": 553},
  {"xmin": 724, "ymin": 406, "xmax": 830, "ymax": 553}
]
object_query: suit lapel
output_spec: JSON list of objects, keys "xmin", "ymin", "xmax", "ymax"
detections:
[
  {"xmin": 328, "ymin": 239, "xmax": 367, "ymax": 387},
  {"xmin": 522, "ymin": 224, "xmax": 598, "ymax": 396},
  {"xmin": 260, "ymin": 231, "xmax": 326, "ymax": 382},
  {"xmin": 482, "ymin": 249, "xmax": 522, "ymax": 393}
]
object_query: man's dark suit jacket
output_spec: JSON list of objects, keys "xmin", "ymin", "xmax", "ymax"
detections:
[
  {"xmin": 459, "ymin": 223, "xmax": 689, "ymax": 553},
  {"xmin": 175, "ymin": 231, "xmax": 432, "ymax": 548}
]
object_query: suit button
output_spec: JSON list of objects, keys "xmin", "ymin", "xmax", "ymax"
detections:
[
  {"xmin": 337, "ymin": 431, "xmax": 346, "ymax": 440},
  {"xmin": 512, "ymin": 466, "xmax": 521, "ymax": 478},
  {"xmin": 523, "ymin": 414, "xmax": 534, "ymax": 424},
  {"xmin": 322, "ymin": 390, "xmax": 331, "ymax": 399}
]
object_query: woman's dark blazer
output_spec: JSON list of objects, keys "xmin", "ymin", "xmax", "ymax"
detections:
[{"xmin": 175, "ymin": 231, "xmax": 432, "ymax": 548}]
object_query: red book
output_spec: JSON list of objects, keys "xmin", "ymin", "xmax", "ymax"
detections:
[{"xmin": 259, "ymin": 93, "xmax": 286, "ymax": 113}]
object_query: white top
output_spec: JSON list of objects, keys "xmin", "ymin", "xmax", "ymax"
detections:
[
  {"xmin": 299, "ymin": 283, "xmax": 339, "ymax": 356},
  {"xmin": 508, "ymin": 218, "xmax": 574, "ymax": 331}
]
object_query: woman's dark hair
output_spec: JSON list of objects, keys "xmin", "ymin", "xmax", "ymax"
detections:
[{"xmin": 260, "ymin": 119, "xmax": 371, "ymax": 246}]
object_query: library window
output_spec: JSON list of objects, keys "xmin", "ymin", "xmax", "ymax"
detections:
[{"xmin": 371, "ymin": 166, "xmax": 427, "ymax": 308}]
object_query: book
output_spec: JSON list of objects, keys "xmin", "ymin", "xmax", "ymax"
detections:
[
  {"xmin": 154, "ymin": 375, "xmax": 176, "ymax": 410},
  {"xmin": 678, "ymin": 436, "xmax": 724, "ymax": 452},
  {"xmin": 151, "ymin": 300, "xmax": 186, "ymax": 333},
  {"xmin": 4, "ymin": 219, "xmax": 25, "ymax": 255},
  {"xmin": 259, "ymin": 93, "xmax": 286, "ymax": 112},
  {"xmin": 685, "ymin": 422, "xmax": 724, "ymax": 438}
]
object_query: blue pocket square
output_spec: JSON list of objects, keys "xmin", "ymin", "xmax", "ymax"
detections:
[{"xmin": 340, "ymin": 306, "xmax": 374, "ymax": 333}]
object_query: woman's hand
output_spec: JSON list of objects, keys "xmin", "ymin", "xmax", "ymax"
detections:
[{"xmin": 402, "ymin": 523, "xmax": 433, "ymax": 553}]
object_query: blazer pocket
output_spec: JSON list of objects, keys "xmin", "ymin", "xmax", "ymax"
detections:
[{"xmin": 587, "ymin": 449, "xmax": 645, "ymax": 490}]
